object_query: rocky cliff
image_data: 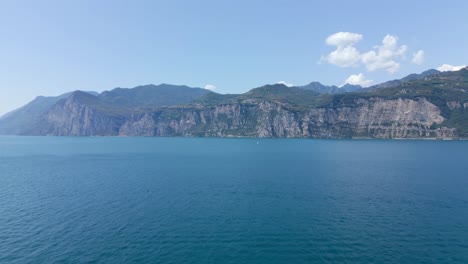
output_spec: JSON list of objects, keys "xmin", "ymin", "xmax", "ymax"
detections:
[
  {"xmin": 45, "ymin": 92, "xmax": 125, "ymax": 136},
  {"xmin": 115, "ymin": 97, "xmax": 455, "ymax": 138},
  {"xmin": 37, "ymin": 92, "xmax": 458, "ymax": 138},
  {"xmin": 1, "ymin": 69, "xmax": 467, "ymax": 138}
]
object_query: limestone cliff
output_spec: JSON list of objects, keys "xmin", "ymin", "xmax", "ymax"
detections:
[
  {"xmin": 2, "ymin": 68, "xmax": 467, "ymax": 138},
  {"xmin": 113, "ymin": 97, "xmax": 453, "ymax": 138},
  {"xmin": 45, "ymin": 91, "xmax": 124, "ymax": 136}
]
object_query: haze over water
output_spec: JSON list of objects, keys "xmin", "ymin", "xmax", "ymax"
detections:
[{"xmin": 1, "ymin": 137, "xmax": 467, "ymax": 263}]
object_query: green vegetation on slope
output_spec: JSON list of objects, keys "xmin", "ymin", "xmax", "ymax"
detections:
[{"xmin": 99, "ymin": 84, "xmax": 211, "ymax": 107}]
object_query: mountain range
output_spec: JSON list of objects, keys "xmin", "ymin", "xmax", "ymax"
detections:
[{"xmin": 1, "ymin": 68, "xmax": 468, "ymax": 138}]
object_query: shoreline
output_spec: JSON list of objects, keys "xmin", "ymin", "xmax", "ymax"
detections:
[{"xmin": 0, "ymin": 135, "xmax": 467, "ymax": 141}]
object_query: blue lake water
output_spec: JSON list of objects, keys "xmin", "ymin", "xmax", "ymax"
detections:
[{"xmin": 1, "ymin": 136, "xmax": 467, "ymax": 263}]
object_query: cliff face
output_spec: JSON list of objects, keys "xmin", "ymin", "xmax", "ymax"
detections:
[
  {"xmin": 3, "ymin": 69, "xmax": 467, "ymax": 138},
  {"xmin": 302, "ymin": 98, "xmax": 450, "ymax": 138},
  {"xmin": 113, "ymin": 97, "xmax": 454, "ymax": 138},
  {"xmin": 45, "ymin": 92, "xmax": 124, "ymax": 136}
]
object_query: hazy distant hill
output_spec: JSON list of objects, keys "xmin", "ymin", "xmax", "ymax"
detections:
[
  {"xmin": 1, "ymin": 68, "xmax": 467, "ymax": 138},
  {"xmin": 298, "ymin": 82, "xmax": 362, "ymax": 94},
  {"xmin": 0, "ymin": 84, "xmax": 211, "ymax": 135},
  {"xmin": 367, "ymin": 69, "xmax": 440, "ymax": 90},
  {"xmin": 99, "ymin": 84, "xmax": 211, "ymax": 108},
  {"xmin": 0, "ymin": 91, "xmax": 97, "ymax": 135}
]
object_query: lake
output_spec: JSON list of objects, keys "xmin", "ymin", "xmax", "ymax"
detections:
[{"xmin": 1, "ymin": 137, "xmax": 467, "ymax": 263}]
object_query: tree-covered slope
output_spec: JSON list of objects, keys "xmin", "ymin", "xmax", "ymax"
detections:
[{"xmin": 99, "ymin": 84, "xmax": 211, "ymax": 108}]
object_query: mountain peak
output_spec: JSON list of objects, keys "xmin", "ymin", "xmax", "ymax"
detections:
[
  {"xmin": 421, "ymin": 69, "xmax": 440, "ymax": 75},
  {"xmin": 68, "ymin": 90, "xmax": 98, "ymax": 100},
  {"xmin": 247, "ymin": 83, "xmax": 293, "ymax": 94},
  {"xmin": 368, "ymin": 68, "xmax": 442, "ymax": 91},
  {"xmin": 299, "ymin": 82, "xmax": 342, "ymax": 94},
  {"xmin": 340, "ymin": 83, "xmax": 362, "ymax": 92}
]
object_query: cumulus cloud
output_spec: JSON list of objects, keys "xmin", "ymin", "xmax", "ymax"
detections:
[
  {"xmin": 361, "ymin": 35, "xmax": 407, "ymax": 73},
  {"xmin": 323, "ymin": 46, "xmax": 362, "ymax": 68},
  {"xmin": 342, "ymin": 73, "xmax": 373, "ymax": 87},
  {"xmin": 436, "ymin": 64, "xmax": 467, "ymax": 72},
  {"xmin": 411, "ymin": 50, "xmax": 425, "ymax": 65},
  {"xmin": 204, "ymin": 84, "xmax": 216, "ymax": 90},
  {"xmin": 322, "ymin": 32, "xmax": 363, "ymax": 67},
  {"xmin": 277, "ymin": 81, "xmax": 294, "ymax": 87},
  {"xmin": 326, "ymin": 32, "xmax": 363, "ymax": 47},
  {"xmin": 322, "ymin": 32, "xmax": 419, "ymax": 74}
]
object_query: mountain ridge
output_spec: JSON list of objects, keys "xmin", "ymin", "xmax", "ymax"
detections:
[
  {"xmin": 367, "ymin": 69, "xmax": 440, "ymax": 91},
  {"xmin": 297, "ymin": 82, "xmax": 362, "ymax": 94},
  {"xmin": 1, "ymin": 68, "xmax": 467, "ymax": 138}
]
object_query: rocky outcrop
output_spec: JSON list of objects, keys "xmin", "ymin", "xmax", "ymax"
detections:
[
  {"xmin": 46, "ymin": 92, "xmax": 124, "ymax": 136},
  {"xmin": 300, "ymin": 97, "xmax": 447, "ymax": 138},
  {"xmin": 115, "ymin": 97, "xmax": 454, "ymax": 138},
  {"xmin": 8, "ymin": 89, "xmax": 457, "ymax": 138}
]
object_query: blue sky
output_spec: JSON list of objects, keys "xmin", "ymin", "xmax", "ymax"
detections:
[{"xmin": 1, "ymin": 0, "xmax": 468, "ymax": 115}]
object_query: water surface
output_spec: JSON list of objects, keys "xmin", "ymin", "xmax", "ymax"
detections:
[{"xmin": 1, "ymin": 137, "xmax": 467, "ymax": 263}]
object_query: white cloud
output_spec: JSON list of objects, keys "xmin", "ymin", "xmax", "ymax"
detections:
[
  {"xmin": 321, "ymin": 33, "xmax": 420, "ymax": 74},
  {"xmin": 361, "ymin": 35, "xmax": 407, "ymax": 73},
  {"xmin": 204, "ymin": 84, "xmax": 216, "ymax": 91},
  {"xmin": 322, "ymin": 32, "xmax": 363, "ymax": 67},
  {"xmin": 326, "ymin": 32, "xmax": 363, "ymax": 47},
  {"xmin": 322, "ymin": 46, "xmax": 362, "ymax": 68},
  {"xmin": 436, "ymin": 64, "xmax": 467, "ymax": 72},
  {"xmin": 277, "ymin": 81, "xmax": 294, "ymax": 87},
  {"xmin": 411, "ymin": 50, "xmax": 425, "ymax": 65},
  {"xmin": 342, "ymin": 73, "xmax": 373, "ymax": 87}
]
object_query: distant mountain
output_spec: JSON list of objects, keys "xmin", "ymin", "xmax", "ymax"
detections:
[
  {"xmin": 368, "ymin": 69, "xmax": 440, "ymax": 90},
  {"xmin": 298, "ymin": 82, "xmax": 339, "ymax": 94},
  {"xmin": 401, "ymin": 69, "xmax": 440, "ymax": 82},
  {"xmin": 340, "ymin": 83, "xmax": 362, "ymax": 92},
  {"xmin": 0, "ymin": 84, "xmax": 211, "ymax": 135},
  {"xmin": 0, "ymin": 91, "xmax": 98, "ymax": 135},
  {"xmin": 297, "ymin": 69, "xmax": 440, "ymax": 95},
  {"xmin": 298, "ymin": 82, "xmax": 362, "ymax": 94},
  {"xmin": 243, "ymin": 84, "xmax": 321, "ymax": 105},
  {"xmin": 99, "ymin": 84, "xmax": 210, "ymax": 108},
  {"xmin": 1, "ymin": 68, "xmax": 467, "ymax": 138}
]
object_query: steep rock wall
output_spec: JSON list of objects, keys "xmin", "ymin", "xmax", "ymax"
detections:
[{"xmin": 116, "ymin": 97, "xmax": 454, "ymax": 138}]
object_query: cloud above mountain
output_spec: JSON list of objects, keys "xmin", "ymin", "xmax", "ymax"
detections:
[
  {"xmin": 322, "ymin": 32, "xmax": 362, "ymax": 68},
  {"xmin": 361, "ymin": 35, "xmax": 407, "ymax": 73},
  {"xmin": 204, "ymin": 84, "xmax": 217, "ymax": 91},
  {"xmin": 277, "ymin": 81, "xmax": 294, "ymax": 87},
  {"xmin": 322, "ymin": 32, "xmax": 363, "ymax": 67},
  {"xmin": 436, "ymin": 64, "xmax": 467, "ymax": 72},
  {"xmin": 322, "ymin": 32, "xmax": 423, "ymax": 74},
  {"xmin": 342, "ymin": 73, "xmax": 373, "ymax": 87}
]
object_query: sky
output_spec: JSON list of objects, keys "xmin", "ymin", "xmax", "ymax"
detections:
[{"xmin": 1, "ymin": 0, "xmax": 468, "ymax": 115}]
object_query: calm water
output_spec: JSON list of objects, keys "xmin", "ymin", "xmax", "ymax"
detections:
[{"xmin": 1, "ymin": 137, "xmax": 467, "ymax": 263}]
